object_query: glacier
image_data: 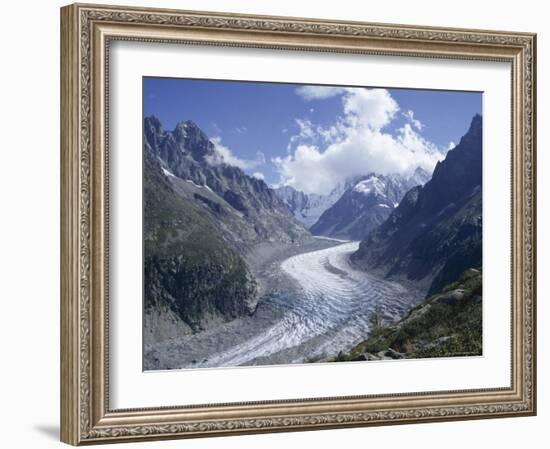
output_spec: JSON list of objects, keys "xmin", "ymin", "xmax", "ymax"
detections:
[{"xmin": 146, "ymin": 241, "xmax": 423, "ymax": 369}]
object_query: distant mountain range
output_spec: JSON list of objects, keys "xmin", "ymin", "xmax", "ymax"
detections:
[
  {"xmin": 351, "ymin": 114, "xmax": 483, "ymax": 295},
  {"xmin": 273, "ymin": 179, "xmax": 356, "ymax": 229},
  {"xmin": 274, "ymin": 168, "xmax": 430, "ymax": 240},
  {"xmin": 309, "ymin": 168, "xmax": 430, "ymax": 240}
]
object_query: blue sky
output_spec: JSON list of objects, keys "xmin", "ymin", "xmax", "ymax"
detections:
[{"xmin": 144, "ymin": 77, "xmax": 481, "ymax": 194}]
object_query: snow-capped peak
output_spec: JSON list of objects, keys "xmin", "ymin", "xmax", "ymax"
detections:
[{"xmin": 353, "ymin": 177, "xmax": 385, "ymax": 196}]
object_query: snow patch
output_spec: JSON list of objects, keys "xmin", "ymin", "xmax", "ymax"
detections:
[
  {"xmin": 162, "ymin": 167, "xmax": 176, "ymax": 178},
  {"xmin": 183, "ymin": 179, "xmax": 215, "ymax": 193},
  {"xmin": 312, "ymin": 235, "xmax": 350, "ymax": 243},
  {"xmin": 353, "ymin": 177, "xmax": 385, "ymax": 196},
  {"xmin": 185, "ymin": 179, "xmax": 202, "ymax": 188}
]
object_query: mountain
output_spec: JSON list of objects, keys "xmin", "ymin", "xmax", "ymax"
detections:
[
  {"xmin": 145, "ymin": 116, "xmax": 309, "ymax": 247},
  {"xmin": 143, "ymin": 149, "xmax": 258, "ymax": 340},
  {"xmin": 309, "ymin": 168, "xmax": 431, "ymax": 240},
  {"xmin": 274, "ymin": 180, "xmax": 354, "ymax": 229},
  {"xmin": 143, "ymin": 116, "xmax": 310, "ymax": 344},
  {"xmin": 351, "ymin": 115, "xmax": 482, "ymax": 295}
]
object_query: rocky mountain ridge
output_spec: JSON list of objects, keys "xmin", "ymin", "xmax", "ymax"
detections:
[
  {"xmin": 351, "ymin": 114, "xmax": 483, "ymax": 295},
  {"xmin": 145, "ymin": 116, "xmax": 309, "ymax": 247},
  {"xmin": 310, "ymin": 168, "xmax": 431, "ymax": 240}
]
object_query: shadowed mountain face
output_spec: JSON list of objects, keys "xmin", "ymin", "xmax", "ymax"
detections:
[
  {"xmin": 351, "ymin": 115, "xmax": 482, "ymax": 295},
  {"xmin": 143, "ymin": 117, "xmax": 310, "ymax": 340},
  {"xmin": 309, "ymin": 169, "xmax": 431, "ymax": 240}
]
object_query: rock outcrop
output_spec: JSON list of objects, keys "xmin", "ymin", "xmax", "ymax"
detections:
[{"xmin": 351, "ymin": 115, "xmax": 482, "ymax": 295}]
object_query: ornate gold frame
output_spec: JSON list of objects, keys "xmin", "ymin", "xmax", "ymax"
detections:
[{"xmin": 60, "ymin": 3, "xmax": 537, "ymax": 445}]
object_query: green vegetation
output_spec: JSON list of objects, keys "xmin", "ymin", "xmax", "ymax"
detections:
[
  {"xmin": 143, "ymin": 150, "xmax": 257, "ymax": 333},
  {"xmin": 332, "ymin": 268, "xmax": 482, "ymax": 362}
]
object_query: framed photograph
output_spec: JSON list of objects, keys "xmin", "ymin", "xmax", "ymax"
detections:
[{"xmin": 60, "ymin": 3, "xmax": 537, "ymax": 445}]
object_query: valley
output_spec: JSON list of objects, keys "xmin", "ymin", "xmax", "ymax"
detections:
[
  {"xmin": 144, "ymin": 238, "xmax": 422, "ymax": 370},
  {"xmin": 142, "ymin": 111, "xmax": 483, "ymax": 370}
]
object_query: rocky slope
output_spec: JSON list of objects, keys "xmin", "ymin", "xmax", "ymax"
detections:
[
  {"xmin": 310, "ymin": 168, "xmax": 430, "ymax": 240},
  {"xmin": 143, "ymin": 116, "xmax": 310, "ymax": 342},
  {"xmin": 351, "ymin": 114, "xmax": 482, "ymax": 295},
  {"xmin": 143, "ymin": 149, "xmax": 258, "ymax": 337},
  {"xmin": 331, "ymin": 268, "xmax": 482, "ymax": 362}
]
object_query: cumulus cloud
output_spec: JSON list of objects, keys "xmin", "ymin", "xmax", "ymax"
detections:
[
  {"xmin": 251, "ymin": 172, "xmax": 265, "ymax": 180},
  {"xmin": 344, "ymin": 88, "xmax": 399, "ymax": 130},
  {"xmin": 402, "ymin": 110, "xmax": 424, "ymax": 130},
  {"xmin": 207, "ymin": 136, "xmax": 264, "ymax": 170},
  {"xmin": 295, "ymin": 85, "xmax": 348, "ymax": 100},
  {"xmin": 274, "ymin": 87, "xmax": 443, "ymax": 195},
  {"xmin": 287, "ymin": 118, "xmax": 347, "ymax": 152}
]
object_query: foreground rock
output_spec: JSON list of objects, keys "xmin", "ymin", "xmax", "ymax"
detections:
[{"xmin": 329, "ymin": 268, "xmax": 482, "ymax": 362}]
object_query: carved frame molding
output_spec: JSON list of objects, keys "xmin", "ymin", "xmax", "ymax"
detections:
[{"xmin": 60, "ymin": 3, "xmax": 536, "ymax": 445}]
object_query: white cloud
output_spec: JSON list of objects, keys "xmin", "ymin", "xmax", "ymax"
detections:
[
  {"xmin": 251, "ymin": 172, "xmax": 265, "ymax": 180},
  {"xmin": 343, "ymin": 88, "xmax": 399, "ymax": 130},
  {"xmin": 288, "ymin": 117, "xmax": 347, "ymax": 150},
  {"xmin": 207, "ymin": 136, "xmax": 263, "ymax": 170},
  {"xmin": 275, "ymin": 88, "xmax": 443, "ymax": 195},
  {"xmin": 295, "ymin": 85, "xmax": 348, "ymax": 100},
  {"xmin": 295, "ymin": 118, "xmax": 317, "ymax": 140},
  {"xmin": 447, "ymin": 141, "xmax": 456, "ymax": 151},
  {"xmin": 296, "ymin": 85, "xmax": 400, "ymax": 131},
  {"xmin": 402, "ymin": 110, "xmax": 424, "ymax": 130},
  {"xmin": 235, "ymin": 126, "xmax": 247, "ymax": 134}
]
